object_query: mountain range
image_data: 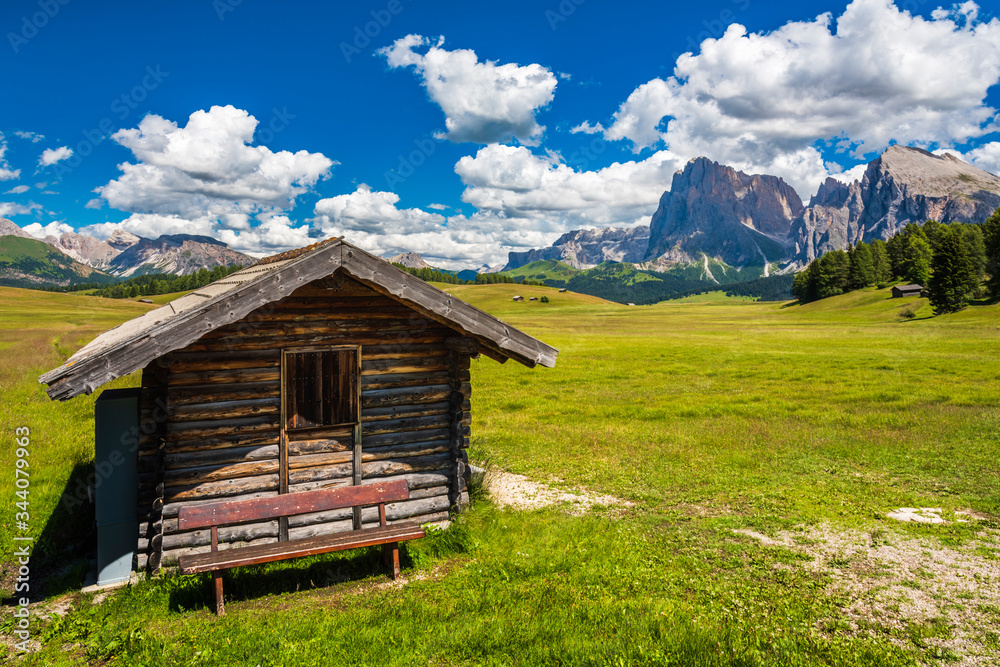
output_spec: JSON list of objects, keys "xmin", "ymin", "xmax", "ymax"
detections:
[
  {"xmin": 504, "ymin": 146, "xmax": 1000, "ymax": 279},
  {"xmin": 0, "ymin": 221, "xmax": 256, "ymax": 289}
]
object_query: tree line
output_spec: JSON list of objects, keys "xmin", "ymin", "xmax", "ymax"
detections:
[
  {"xmin": 393, "ymin": 264, "xmax": 546, "ymax": 287},
  {"xmin": 92, "ymin": 265, "xmax": 245, "ymax": 299},
  {"xmin": 792, "ymin": 208, "xmax": 1000, "ymax": 314}
]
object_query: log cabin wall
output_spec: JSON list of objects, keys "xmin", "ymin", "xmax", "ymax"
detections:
[{"xmin": 135, "ymin": 273, "xmax": 472, "ymax": 570}]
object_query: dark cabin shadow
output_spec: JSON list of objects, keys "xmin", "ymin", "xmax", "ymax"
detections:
[
  {"xmin": 2, "ymin": 461, "xmax": 96, "ymax": 605},
  {"xmin": 167, "ymin": 545, "xmax": 416, "ymax": 613}
]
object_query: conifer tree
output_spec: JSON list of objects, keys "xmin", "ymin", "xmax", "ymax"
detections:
[{"xmin": 929, "ymin": 227, "xmax": 978, "ymax": 314}]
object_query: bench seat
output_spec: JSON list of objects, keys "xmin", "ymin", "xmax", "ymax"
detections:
[{"xmin": 178, "ymin": 522, "xmax": 426, "ymax": 575}]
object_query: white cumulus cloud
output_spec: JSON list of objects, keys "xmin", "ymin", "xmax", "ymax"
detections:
[
  {"xmin": 90, "ymin": 105, "xmax": 335, "ymax": 250},
  {"xmin": 0, "ymin": 133, "xmax": 21, "ymax": 180},
  {"xmin": 570, "ymin": 121, "xmax": 605, "ymax": 135},
  {"xmin": 379, "ymin": 35, "xmax": 557, "ymax": 145},
  {"xmin": 603, "ymin": 0, "xmax": 1000, "ymax": 198},
  {"xmin": 22, "ymin": 220, "xmax": 74, "ymax": 239},
  {"xmin": 964, "ymin": 141, "xmax": 1000, "ymax": 174},
  {"xmin": 39, "ymin": 146, "xmax": 73, "ymax": 167},
  {"xmin": 455, "ymin": 144, "xmax": 686, "ymax": 231},
  {"xmin": 0, "ymin": 201, "xmax": 41, "ymax": 217},
  {"xmin": 5, "ymin": 185, "xmax": 29, "ymax": 194}
]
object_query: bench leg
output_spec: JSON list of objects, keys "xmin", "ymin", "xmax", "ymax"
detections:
[
  {"xmin": 382, "ymin": 542, "xmax": 400, "ymax": 580},
  {"xmin": 214, "ymin": 571, "xmax": 225, "ymax": 616}
]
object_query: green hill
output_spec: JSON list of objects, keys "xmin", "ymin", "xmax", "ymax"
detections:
[
  {"xmin": 0, "ymin": 235, "xmax": 115, "ymax": 289},
  {"xmin": 501, "ymin": 259, "xmax": 581, "ymax": 282}
]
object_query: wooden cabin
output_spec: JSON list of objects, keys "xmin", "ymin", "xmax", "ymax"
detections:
[
  {"xmin": 40, "ymin": 238, "xmax": 557, "ymax": 573},
  {"xmin": 891, "ymin": 284, "xmax": 923, "ymax": 298}
]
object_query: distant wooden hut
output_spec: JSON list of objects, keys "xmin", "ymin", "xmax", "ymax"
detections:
[
  {"xmin": 891, "ymin": 284, "xmax": 923, "ymax": 298},
  {"xmin": 512, "ymin": 295, "xmax": 523, "ymax": 302},
  {"xmin": 558, "ymin": 288, "xmax": 567, "ymax": 293},
  {"xmin": 40, "ymin": 238, "xmax": 557, "ymax": 574}
]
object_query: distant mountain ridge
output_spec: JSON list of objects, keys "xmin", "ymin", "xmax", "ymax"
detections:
[
  {"xmin": 0, "ymin": 234, "xmax": 115, "ymax": 289},
  {"xmin": 0, "ymin": 220, "xmax": 254, "ymax": 279},
  {"xmin": 504, "ymin": 226, "xmax": 649, "ymax": 271},
  {"xmin": 506, "ymin": 145, "xmax": 1000, "ymax": 276}
]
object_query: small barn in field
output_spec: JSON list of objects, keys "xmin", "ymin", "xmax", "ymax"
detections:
[
  {"xmin": 891, "ymin": 284, "xmax": 924, "ymax": 298},
  {"xmin": 40, "ymin": 237, "xmax": 558, "ymax": 576}
]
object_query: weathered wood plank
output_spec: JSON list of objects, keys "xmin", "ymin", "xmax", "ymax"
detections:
[
  {"xmin": 169, "ymin": 398, "xmax": 280, "ymax": 422},
  {"xmin": 177, "ymin": 480, "xmax": 411, "ymax": 530},
  {"xmin": 360, "ymin": 385, "xmax": 451, "ymax": 408}
]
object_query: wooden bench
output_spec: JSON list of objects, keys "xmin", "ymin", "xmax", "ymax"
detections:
[{"xmin": 177, "ymin": 479, "xmax": 425, "ymax": 615}]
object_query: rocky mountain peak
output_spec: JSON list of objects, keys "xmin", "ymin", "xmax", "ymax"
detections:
[
  {"xmin": 387, "ymin": 252, "xmax": 431, "ymax": 269},
  {"xmin": 107, "ymin": 229, "xmax": 142, "ymax": 251},
  {"xmin": 645, "ymin": 157, "xmax": 803, "ymax": 267},
  {"xmin": 0, "ymin": 218, "xmax": 34, "ymax": 240}
]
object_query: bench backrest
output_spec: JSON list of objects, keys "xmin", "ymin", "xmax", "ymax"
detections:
[{"xmin": 177, "ymin": 479, "xmax": 411, "ymax": 531}]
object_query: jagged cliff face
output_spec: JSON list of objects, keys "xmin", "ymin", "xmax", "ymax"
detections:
[
  {"xmin": 789, "ymin": 178, "xmax": 866, "ymax": 263},
  {"xmin": 44, "ymin": 232, "xmax": 121, "ymax": 270},
  {"xmin": 109, "ymin": 234, "xmax": 254, "ymax": 277},
  {"xmin": 790, "ymin": 146, "xmax": 1000, "ymax": 263},
  {"xmin": 505, "ymin": 226, "xmax": 649, "ymax": 270},
  {"xmin": 644, "ymin": 157, "xmax": 803, "ymax": 268}
]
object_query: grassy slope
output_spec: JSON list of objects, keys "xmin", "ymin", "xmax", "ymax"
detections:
[
  {"xmin": 1, "ymin": 283, "xmax": 998, "ymax": 665},
  {"xmin": 0, "ymin": 236, "xmax": 112, "ymax": 286}
]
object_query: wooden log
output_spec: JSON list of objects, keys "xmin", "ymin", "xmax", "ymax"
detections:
[
  {"xmin": 202, "ymin": 319, "xmax": 436, "ymax": 340},
  {"xmin": 362, "ymin": 427, "xmax": 451, "ymax": 449},
  {"xmin": 361, "ymin": 356, "xmax": 449, "ymax": 375},
  {"xmin": 167, "ymin": 367, "xmax": 279, "ymax": 387},
  {"xmin": 161, "ymin": 518, "xmax": 280, "ymax": 549},
  {"xmin": 169, "ymin": 398, "xmax": 280, "ymax": 422},
  {"xmin": 169, "ymin": 352, "xmax": 280, "ymax": 374},
  {"xmin": 164, "ymin": 473, "xmax": 279, "ymax": 503},
  {"xmin": 361, "ymin": 440, "xmax": 451, "ymax": 463},
  {"xmin": 361, "ymin": 414, "xmax": 450, "ymax": 436},
  {"xmin": 362, "ymin": 452, "xmax": 452, "ymax": 477},
  {"xmin": 362, "ymin": 401, "xmax": 450, "ymax": 422},
  {"xmin": 361, "ymin": 385, "xmax": 451, "ymax": 408},
  {"xmin": 160, "ymin": 536, "xmax": 279, "ymax": 566},
  {"xmin": 362, "ymin": 343, "xmax": 450, "ymax": 360},
  {"xmin": 287, "ymin": 462, "xmax": 354, "ymax": 485},
  {"xmin": 287, "ymin": 450, "xmax": 354, "ymax": 469},
  {"xmin": 287, "ymin": 437, "xmax": 352, "ymax": 456},
  {"xmin": 181, "ymin": 330, "xmax": 449, "ymax": 352},
  {"xmin": 164, "ymin": 460, "xmax": 280, "ymax": 487},
  {"xmin": 165, "ymin": 444, "xmax": 279, "ymax": 470},
  {"xmin": 165, "ymin": 416, "xmax": 279, "ymax": 442},
  {"xmin": 168, "ymin": 383, "xmax": 280, "ymax": 406},
  {"xmin": 285, "ymin": 424, "xmax": 354, "ymax": 443},
  {"xmin": 361, "ymin": 372, "xmax": 450, "ymax": 391},
  {"xmin": 164, "ymin": 431, "xmax": 278, "ymax": 454}
]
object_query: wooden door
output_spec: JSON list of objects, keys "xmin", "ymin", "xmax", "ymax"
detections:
[{"xmin": 279, "ymin": 346, "xmax": 362, "ymax": 539}]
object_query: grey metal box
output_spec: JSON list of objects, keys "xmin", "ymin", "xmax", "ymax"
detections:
[{"xmin": 94, "ymin": 388, "xmax": 140, "ymax": 585}]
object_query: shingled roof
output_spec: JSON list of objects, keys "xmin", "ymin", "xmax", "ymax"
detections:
[{"xmin": 39, "ymin": 238, "xmax": 558, "ymax": 401}]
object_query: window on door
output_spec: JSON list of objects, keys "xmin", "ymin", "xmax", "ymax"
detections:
[{"xmin": 282, "ymin": 347, "xmax": 359, "ymax": 431}]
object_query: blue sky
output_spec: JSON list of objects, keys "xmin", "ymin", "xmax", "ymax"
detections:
[{"xmin": 1, "ymin": 0, "xmax": 999, "ymax": 268}]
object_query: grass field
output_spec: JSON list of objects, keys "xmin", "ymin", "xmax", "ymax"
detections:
[{"xmin": 0, "ymin": 283, "xmax": 998, "ymax": 666}]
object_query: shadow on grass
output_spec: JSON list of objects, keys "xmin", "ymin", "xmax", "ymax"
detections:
[
  {"xmin": 167, "ymin": 545, "xmax": 417, "ymax": 613},
  {"xmin": 2, "ymin": 461, "xmax": 96, "ymax": 605}
]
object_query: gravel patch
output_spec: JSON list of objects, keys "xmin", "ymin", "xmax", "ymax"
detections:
[
  {"xmin": 477, "ymin": 466, "xmax": 632, "ymax": 515},
  {"xmin": 736, "ymin": 518, "xmax": 1000, "ymax": 665}
]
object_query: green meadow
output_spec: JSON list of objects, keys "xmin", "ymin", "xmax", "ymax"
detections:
[{"xmin": 0, "ymin": 283, "xmax": 998, "ymax": 666}]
